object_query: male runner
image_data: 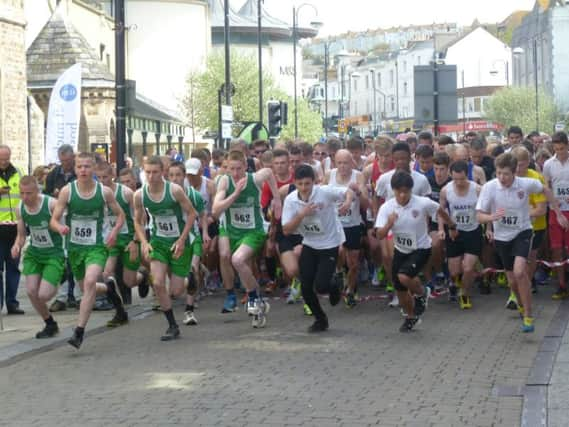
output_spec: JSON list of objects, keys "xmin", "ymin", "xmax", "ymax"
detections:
[
  {"xmin": 133, "ymin": 156, "xmax": 197, "ymax": 341},
  {"xmin": 212, "ymin": 150, "xmax": 281, "ymax": 328},
  {"xmin": 12, "ymin": 176, "xmax": 65, "ymax": 338},
  {"xmin": 50, "ymin": 152, "xmax": 127, "ymax": 349}
]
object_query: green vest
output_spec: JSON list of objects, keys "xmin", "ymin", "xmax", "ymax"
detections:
[
  {"xmin": 222, "ymin": 173, "xmax": 264, "ymax": 239},
  {"xmin": 108, "ymin": 183, "xmax": 134, "ymax": 245},
  {"xmin": 143, "ymin": 181, "xmax": 186, "ymax": 245},
  {"xmin": 20, "ymin": 195, "xmax": 64, "ymax": 258},
  {"xmin": 66, "ymin": 181, "xmax": 106, "ymax": 250}
]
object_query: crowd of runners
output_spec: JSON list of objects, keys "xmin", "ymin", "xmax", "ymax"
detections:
[{"xmin": 9, "ymin": 126, "xmax": 569, "ymax": 347}]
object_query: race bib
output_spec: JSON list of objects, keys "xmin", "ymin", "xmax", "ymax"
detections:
[
  {"xmin": 500, "ymin": 210, "xmax": 520, "ymax": 229},
  {"xmin": 230, "ymin": 206, "xmax": 255, "ymax": 230},
  {"xmin": 394, "ymin": 232, "xmax": 417, "ymax": 252},
  {"xmin": 108, "ymin": 215, "xmax": 129, "ymax": 235},
  {"xmin": 554, "ymin": 181, "xmax": 569, "ymax": 203},
  {"xmin": 70, "ymin": 219, "xmax": 97, "ymax": 245},
  {"xmin": 453, "ymin": 209, "xmax": 475, "ymax": 227},
  {"xmin": 301, "ymin": 216, "xmax": 324, "ymax": 235},
  {"xmin": 155, "ymin": 215, "xmax": 180, "ymax": 238},
  {"xmin": 30, "ymin": 227, "xmax": 54, "ymax": 248}
]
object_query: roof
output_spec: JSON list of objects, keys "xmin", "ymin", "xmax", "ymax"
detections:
[
  {"xmin": 209, "ymin": 0, "xmax": 317, "ymax": 39},
  {"xmin": 26, "ymin": 6, "xmax": 114, "ymax": 87},
  {"xmin": 133, "ymin": 93, "xmax": 183, "ymax": 124}
]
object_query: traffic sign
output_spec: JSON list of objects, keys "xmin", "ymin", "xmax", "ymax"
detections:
[
  {"xmin": 555, "ymin": 122, "xmax": 566, "ymax": 132},
  {"xmin": 338, "ymin": 119, "xmax": 346, "ymax": 134}
]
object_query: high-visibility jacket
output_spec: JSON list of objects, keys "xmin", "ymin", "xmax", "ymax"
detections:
[{"xmin": 0, "ymin": 165, "xmax": 23, "ymax": 225}]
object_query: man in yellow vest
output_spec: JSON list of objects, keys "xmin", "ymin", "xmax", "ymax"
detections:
[{"xmin": 0, "ymin": 145, "xmax": 24, "ymax": 314}]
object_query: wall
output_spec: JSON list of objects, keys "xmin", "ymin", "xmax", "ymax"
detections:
[
  {"xmin": 551, "ymin": 6, "xmax": 569, "ymax": 111},
  {"xmin": 0, "ymin": 0, "xmax": 28, "ymax": 170},
  {"xmin": 125, "ymin": 0, "xmax": 210, "ymax": 113}
]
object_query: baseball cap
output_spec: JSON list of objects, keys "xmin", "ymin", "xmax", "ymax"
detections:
[{"xmin": 185, "ymin": 158, "xmax": 201, "ymax": 175}]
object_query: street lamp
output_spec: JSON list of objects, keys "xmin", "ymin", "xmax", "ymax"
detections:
[
  {"xmin": 292, "ymin": 3, "xmax": 322, "ymax": 139},
  {"xmin": 369, "ymin": 69, "xmax": 387, "ymax": 134},
  {"xmin": 349, "ymin": 71, "xmax": 361, "ymax": 117},
  {"xmin": 514, "ymin": 42, "xmax": 539, "ymax": 132},
  {"xmin": 323, "ymin": 42, "xmax": 346, "ymax": 135}
]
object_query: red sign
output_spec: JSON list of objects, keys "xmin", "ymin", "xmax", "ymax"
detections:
[{"xmin": 437, "ymin": 121, "xmax": 504, "ymax": 134}]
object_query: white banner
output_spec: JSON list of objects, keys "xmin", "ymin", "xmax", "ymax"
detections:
[{"xmin": 45, "ymin": 63, "xmax": 82, "ymax": 164}]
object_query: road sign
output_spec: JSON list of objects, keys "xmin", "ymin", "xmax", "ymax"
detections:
[
  {"xmin": 555, "ymin": 122, "xmax": 566, "ymax": 132},
  {"xmin": 221, "ymin": 105, "xmax": 233, "ymax": 122},
  {"xmin": 222, "ymin": 122, "xmax": 232, "ymax": 139}
]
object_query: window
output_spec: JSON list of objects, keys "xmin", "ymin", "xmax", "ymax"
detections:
[
  {"xmin": 365, "ymin": 75, "xmax": 369, "ymax": 90},
  {"xmin": 353, "ymin": 79, "xmax": 358, "ymax": 91},
  {"xmin": 377, "ymin": 72, "xmax": 382, "ymax": 88},
  {"xmin": 417, "ymin": 56, "xmax": 421, "ymax": 65},
  {"xmin": 390, "ymin": 70, "xmax": 394, "ymax": 87},
  {"xmin": 474, "ymin": 97, "xmax": 481, "ymax": 112},
  {"xmin": 403, "ymin": 82, "xmax": 408, "ymax": 96},
  {"xmin": 354, "ymin": 101, "xmax": 358, "ymax": 115},
  {"xmin": 390, "ymin": 97, "xmax": 396, "ymax": 112},
  {"xmin": 403, "ymin": 61, "xmax": 407, "ymax": 72},
  {"xmin": 99, "ymin": 44, "xmax": 106, "ymax": 61}
]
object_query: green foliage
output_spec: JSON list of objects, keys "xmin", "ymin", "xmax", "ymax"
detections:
[
  {"xmin": 484, "ymin": 86, "xmax": 560, "ymax": 133},
  {"xmin": 181, "ymin": 51, "xmax": 323, "ymax": 143}
]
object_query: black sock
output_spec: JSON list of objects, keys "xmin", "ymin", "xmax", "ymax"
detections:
[
  {"xmin": 185, "ymin": 304, "xmax": 194, "ymax": 312},
  {"xmin": 75, "ymin": 326, "xmax": 85, "ymax": 337},
  {"xmin": 45, "ymin": 315, "xmax": 56, "ymax": 325},
  {"xmin": 265, "ymin": 257, "xmax": 277, "ymax": 280},
  {"xmin": 164, "ymin": 309, "xmax": 177, "ymax": 327},
  {"xmin": 106, "ymin": 280, "xmax": 123, "ymax": 308}
]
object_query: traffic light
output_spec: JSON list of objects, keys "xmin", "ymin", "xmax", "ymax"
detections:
[{"xmin": 267, "ymin": 101, "xmax": 288, "ymax": 137}]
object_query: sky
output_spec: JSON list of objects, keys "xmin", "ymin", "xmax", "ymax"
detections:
[{"xmin": 235, "ymin": 0, "xmax": 537, "ymax": 37}]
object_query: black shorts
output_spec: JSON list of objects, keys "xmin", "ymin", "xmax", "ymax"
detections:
[
  {"xmin": 342, "ymin": 225, "xmax": 363, "ymax": 250},
  {"xmin": 277, "ymin": 231, "xmax": 303, "ymax": 253},
  {"xmin": 207, "ymin": 221, "xmax": 219, "ymax": 239},
  {"xmin": 494, "ymin": 229, "xmax": 533, "ymax": 271},
  {"xmin": 446, "ymin": 227, "xmax": 483, "ymax": 258},
  {"xmin": 392, "ymin": 248, "xmax": 431, "ymax": 291},
  {"xmin": 531, "ymin": 229, "xmax": 545, "ymax": 251}
]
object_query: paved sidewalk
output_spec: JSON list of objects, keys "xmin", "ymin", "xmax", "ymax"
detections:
[
  {"xmin": 547, "ymin": 300, "xmax": 569, "ymax": 427},
  {"xmin": 0, "ymin": 284, "xmax": 565, "ymax": 426}
]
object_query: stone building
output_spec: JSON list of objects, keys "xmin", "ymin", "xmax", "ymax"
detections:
[{"xmin": 0, "ymin": 0, "xmax": 28, "ymax": 170}]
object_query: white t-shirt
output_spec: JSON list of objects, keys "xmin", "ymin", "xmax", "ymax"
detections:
[
  {"xmin": 476, "ymin": 177, "xmax": 543, "ymax": 242},
  {"xmin": 328, "ymin": 169, "xmax": 362, "ymax": 228},
  {"xmin": 445, "ymin": 181, "xmax": 480, "ymax": 232},
  {"xmin": 375, "ymin": 195, "xmax": 439, "ymax": 254},
  {"xmin": 543, "ymin": 154, "xmax": 569, "ymax": 211},
  {"xmin": 282, "ymin": 185, "xmax": 346, "ymax": 250},
  {"xmin": 375, "ymin": 169, "xmax": 431, "ymax": 201}
]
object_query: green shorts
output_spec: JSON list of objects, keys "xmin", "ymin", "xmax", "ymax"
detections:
[
  {"xmin": 109, "ymin": 241, "xmax": 141, "ymax": 271},
  {"xmin": 191, "ymin": 235, "xmax": 203, "ymax": 258},
  {"xmin": 23, "ymin": 251, "xmax": 65, "ymax": 287},
  {"xmin": 220, "ymin": 228, "xmax": 267, "ymax": 254},
  {"xmin": 149, "ymin": 239, "xmax": 192, "ymax": 278},
  {"xmin": 69, "ymin": 246, "xmax": 108, "ymax": 281}
]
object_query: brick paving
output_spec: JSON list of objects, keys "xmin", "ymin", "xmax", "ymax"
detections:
[{"xmin": 0, "ymin": 285, "xmax": 563, "ymax": 426}]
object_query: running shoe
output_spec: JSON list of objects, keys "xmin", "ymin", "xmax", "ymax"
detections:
[
  {"xmin": 250, "ymin": 299, "xmax": 270, "ymax": 328},
  {"xmin": 388, "ymin": 293, "xmax": 399, "ymax": 308},
  {"xmin": 265, "ymin": 281, "xmax": 277, "ymax": 294},
  {"xmin": 221, "ymin": 293, "xmax": 238, "ymax": 313},
  {"xmin": 414, "ymin": 286, "xmax": 431, "ymax": 317},
  {"xmin": 497, "ymin": 272, "xmax": 508, "ymax": 288},
  {"xmin": 552, "ymin": 288, "xmax": 569, "ymax": 301},
  {"xmin": 303, "ymin": 303, "xmax": 313, "ymax": 316},
  {"xmin": 67, "ymin": 328, "xmax": 84, "ymax": 349},
  {"xmin": 459, "ymin": 295, "xmax": 472, "ymax": 310},
  {"xmin": 183, "ymin": 311, "xmax": 198, "ymax": 325},
  {"xmin": 506, "ymin": 293, "xmax": 519, "ymax": 310},
  {"xmin": 308, "ymin": 316, "xmax": 329, "ymax": 333},
  {"xmin": 106, "ymin": 311, "xmax": 129, "ymax": 328},
  {"xmin": 344, "ymin": 293, "xmax": 357, "ymax": 308},
  {"xmin": 36, "ymin": 322, "xmax": 59, "ymax": 339},
  {"xmin": 377, "ymin": 266, "xmax": 386, "ymax": 284},
  {"xmin": 521, "ymin": 316, "xmax": 535, "ymax": 333},
  {"xmin": 399, "ymin": 317, "xmax": 421, "ymax": 333},
  {"xmin": 386, "ymin": 282, "xmax": 395, "ymax": 294},
  {"xmin": 371, "ymin": 267, "xmax": 380, "ymax": 288},
  {"xmin": 160, "ymin": 325, "xmax": 180, "ymax": 341},
  {"xmin": 448, "ymin": 284, "xmax": 458, "ymax": 302},
  {"xmin": 518, "ymin": 305, "xmax": 524, "ymax": 319}
]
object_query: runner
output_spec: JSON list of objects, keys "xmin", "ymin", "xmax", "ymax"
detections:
[
  {"xmin": 476, "ymin": 152, "xmax": 566, "ymax": 332},
  {"xmin": 439, "ymin": 160, "xmax": 482, "ymax": 309},
  {"xmin": 49, "ymin": 152, "xmax": 127, "ymax": 349},
  {"xmin": 212, "ymin": 150, "xmax": 281, "ymax": 328},
  {"xmin": 11, "ymin": 176, "xmax": 65, "ymax": 338},
  {"xmin": 375, "ymin": 170, "xmax": 452, "ymax": 332},
  {"xmin": 95, "ymin": 162, "xmax": 150, "ymax": 327},
  {"xmin": 282, "ymin": 164, "xmax": 354, "ymax": 332},
  {"xmin": 133, "ymin": 156, "xmax": 198, "ymax": 341},
  {"xmin": 325, "ymin": 149, "xmax": 368, "ymax": 307}
]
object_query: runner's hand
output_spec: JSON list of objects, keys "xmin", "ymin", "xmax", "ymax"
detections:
[
  {"xmin": 338, "ymin": 200, "xmax": 351, "ymax": 216},
  {"xmin": 272, "ymin": 198, "xmax": 282, "ymax": 220},
  {"xmin": 10, "ymin": 244, "xmax": 20, "ymax": 260},
  {"xmin": 491, "ymin": 208, "xmax": 506, "ymax": 221},
  {"xmin": 485, "ymin": 229, "xmax": 494, "ymax": 243},
  {"xmin": 57, "ymin": 224, "xmax": 70, "ymax": 236},
  {"xmin": 557, "ymin": 212, "xmax": 569, "ymax": 230},
  {"xmin": 440, "ymin": 229, "xmax": 449, "ymax": 241},
  {"xmin": 106, "ymin": 231, "xmax": 117, "ymax": 249},
  {"xmin": 171, "ymin": 239, "xmax": 185, "ymax": 260},
  {"xmin": 301, "ymin": 203, "xmax": 318, "ymax": 217},
  {"xmin": 235, "ymin": 177, "xmax": 248, "ymax": 194},
  {"xmin": 142, "ymin": 241, "xmax": 153, "ymax": 260}
]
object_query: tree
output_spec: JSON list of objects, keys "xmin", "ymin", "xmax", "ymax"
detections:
[
  {"xmin": 484, "ymin": 86, "xmax": 560, "ymax": 134},
  {"xmin": 181, "ymin": 51, "xmax": 323, "ymax": 143}
]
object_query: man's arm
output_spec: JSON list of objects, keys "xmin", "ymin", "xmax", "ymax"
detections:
[
  {"xmin": 212, "ymin": 175, "xmax": 242, "ymax": 219},
  {"xmin": 351, "ymin": 171, "xmax": 369, "ymax": 211},
  {"xmin": 10, "ymin": 207, "xmax": 26, "ymax": 259},
  {"xmin": 49, "ymin": 185, "xmax": 70, "ymax": 235},
  {"xmin": 254, "ymin": 168, "xmax": 281, "ymax": 219},
  {"xmin": 103, "ymin": 186, "xmax": 125, "ymax": 248},
  {"xmin": 133, "ymin": 190, "xmax": 150, "ymax": 253},
  {"xmin": 172, "ymin": 184, "xmax": 198, "ymax": 259}
]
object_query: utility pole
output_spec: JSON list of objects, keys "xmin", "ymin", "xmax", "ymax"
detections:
[{"xmin": 114, "ymin": 0, "xmax": 126, "ymax": 170}]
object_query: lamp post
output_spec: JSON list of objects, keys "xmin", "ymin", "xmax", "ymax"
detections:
[
  {"xmin": 370, "ymin": 69, "xmax": 387, "ymax": 134},
  {"xmin": 513, "ymin": 40, "xmax": 539, "ymax": 132},
  {"xmin": 292, "ymin": 3, "xmax": 321, "ymax": 139},
  {"xmin": 323, "ymin": 42, "xmax": 346, "ymax": 135},
  {"xmin": 257, "ymin": 0, "xmax": 263, "ymax": 123}
]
